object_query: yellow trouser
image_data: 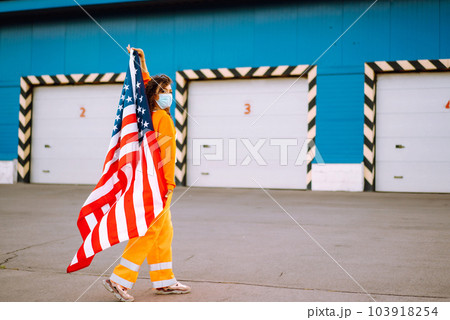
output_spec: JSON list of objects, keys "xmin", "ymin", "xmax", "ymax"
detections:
[{"xmin": 110, "ymin": 192, "xmax": 176, "ymax": 289}]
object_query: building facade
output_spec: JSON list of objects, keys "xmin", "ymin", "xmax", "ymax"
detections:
[{"xmin": 0, "ymin": 0, "xmax": 449, "ymax": 192}]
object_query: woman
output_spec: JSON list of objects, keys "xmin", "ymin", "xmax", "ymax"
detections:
[{"xmin": 103, "ymin": 46, "xmax": 191, "ymax": 302}]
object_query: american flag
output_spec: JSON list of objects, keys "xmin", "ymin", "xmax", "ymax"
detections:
[{"xmin": 67, "ymin": 50, "xmax": 168, "ymax": 273}]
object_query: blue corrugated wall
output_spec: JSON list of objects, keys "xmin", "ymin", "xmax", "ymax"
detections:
[{"xmin": 1, "ymin": 0, "xmax": 449, "ymax": 163}]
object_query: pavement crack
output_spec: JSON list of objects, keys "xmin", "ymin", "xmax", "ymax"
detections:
[
  {"xmin": 1, "ymin": 235, "xmax": 78, "ymax": 256},
  {"xmin": 0, "ymin": 253, "xmax": 18, "ymax": 266},
  {"xmin": 176, "ymin": 278, "xmax": 450, "ymax": 300}
]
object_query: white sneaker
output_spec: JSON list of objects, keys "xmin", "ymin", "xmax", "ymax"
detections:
[
  {"xmin": 103, "ymin": 279, "xmax": 135, "ymax": 302},
  {"xmin": 154, "ymin": 281, "xmax": 191, "ymax": 295}
]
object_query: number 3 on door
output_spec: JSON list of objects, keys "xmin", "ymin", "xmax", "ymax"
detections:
[{"xmin": 244, "ymin": 103, "xmax": 251, "ymax": 114}]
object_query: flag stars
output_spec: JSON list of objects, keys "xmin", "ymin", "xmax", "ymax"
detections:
[{"xmin": 116, "ymin": 65, "xmax": 150, "ymax": 136}]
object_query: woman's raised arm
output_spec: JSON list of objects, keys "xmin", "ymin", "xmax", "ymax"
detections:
[
  {"xmin": 127, "ymin": 44, "xmax": 149, "ymax": 74},
  {"xmin": 127, "ymin": 44, "xmax": 151, "ymax": 85}
]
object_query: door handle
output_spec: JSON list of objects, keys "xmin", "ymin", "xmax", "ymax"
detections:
[{"xmin": 395, "ymin": 144, "xmax": 405, "ymax": 149}]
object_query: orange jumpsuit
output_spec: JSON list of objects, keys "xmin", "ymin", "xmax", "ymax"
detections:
[{"xmin": 110, "ymin": 72, "xmax": 177, "ymax": 289}]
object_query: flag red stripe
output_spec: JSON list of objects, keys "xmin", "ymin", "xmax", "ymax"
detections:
[
  {"xmin": 102, "ymin": 140, "xmax": 119, "ymax": 172},
  {"xmin": 79, "ymin": 180, "xmax": 121, "ymax": 222},
  {"xmin": 123, "ymin": 174, "xmax": 139, "ymax": 239},
  {"xmin": 122, "ymin": 113, "xmax": 137, "ymax": 127},
  {"xmin": 91, "ymin": 221, "xmax": 102, "ymax": 254},
  {"xmin": 120, "ymin": 133, "xmax": 139, "ymax": 147},
  {"xmin": 106, "ymin": 202, "xmax": 119, "ymax": 245}
]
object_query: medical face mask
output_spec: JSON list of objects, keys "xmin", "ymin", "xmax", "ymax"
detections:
[{"xmin": 156, "ymin": 93, "xmax": 173, "ymax": 109}]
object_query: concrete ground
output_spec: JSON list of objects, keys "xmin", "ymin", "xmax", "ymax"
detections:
[{"xmin": 0, "ymin": 183, "xmax": 449, "ymax": 302}]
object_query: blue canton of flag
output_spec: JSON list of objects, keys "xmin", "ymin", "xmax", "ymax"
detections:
[{"xmin": 113, "ymin": 51, "xmax": 153, "ymax": 143}]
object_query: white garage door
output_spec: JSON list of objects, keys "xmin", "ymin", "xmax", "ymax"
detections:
[
  {"xmin": 186, "ymin": 77, "xmax": 309, "ymax": 189},
  {"xmin": 31, "ymin": 84, "xmax": 122, "ymax": 184},
  {"xmin": 375, "ymin": 72, "xmax": 450, "ymax": 193}
]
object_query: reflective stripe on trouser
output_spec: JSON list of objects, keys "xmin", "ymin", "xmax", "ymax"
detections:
[{"xmin": 110, "ymin": 192, "xmax": 176, "ymax": 289}]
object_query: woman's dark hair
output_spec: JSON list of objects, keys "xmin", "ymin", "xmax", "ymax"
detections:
[{"xmin": 145, "ymin": 74, "xmax": 173, "ymax": 116}]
